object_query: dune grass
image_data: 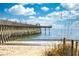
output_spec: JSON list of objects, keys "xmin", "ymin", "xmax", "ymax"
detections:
[{"xmin": 44, "ymin": 43, "xmax": 79, "ymax": 56}]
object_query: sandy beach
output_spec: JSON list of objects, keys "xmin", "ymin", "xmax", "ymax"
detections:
[
  {"xmin": 0, "ymin": 45, "xmax": 45, "ymax": 56},
  {"xmin": 0, "ymin": 41, "xmax": 61, "ymax": 56}
]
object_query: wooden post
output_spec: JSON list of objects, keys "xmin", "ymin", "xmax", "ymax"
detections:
[
  {"xmin": 1, "ymin": 33, "xmax": 4, "ymax": 44},
  {"xmin": 63, "ymin": 37, "xmax": 66, "ymax": 55},
  {"xmin": 0, "ymin": 36, "xmax": 1, "ymax": 44},
  {"xmin": 39, "ymin": 27, "xmax": 41, "ymax": 34},
  {"xmin": 4, "ymin": 26, "xmax": 6, "ymax": 42},
  {"xmin": 71, "ymin": 40, "xmax": 74, "ymax": 56},
  {"xmin": 75, "ymin": 41, "xmax": 78, "ymax": 56},
  {"xmin": 0, "ymin": 25, "xmax": 1, "ymax": 44},
  {"xmin": 1, "ymin": 25, "xmax": 4, "ymax": 44}
]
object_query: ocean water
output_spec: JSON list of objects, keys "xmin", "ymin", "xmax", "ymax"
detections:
[{"xmin": 16, "ymin": 28, "xmax": 79, "ymax": 41}]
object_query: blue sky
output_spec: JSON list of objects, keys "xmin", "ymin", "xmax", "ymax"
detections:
[
  {"xmin": 0, "ymin": 3, "xmax": 63, "ymax": 18},
  {"xmin": 0, "ymin": 3, "xmax": 79, "ymax": 29}
]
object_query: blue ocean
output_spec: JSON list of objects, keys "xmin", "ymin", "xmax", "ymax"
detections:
[{"xmin": 16, "ymin": 28, "xmax": 79, "ymax": 41}]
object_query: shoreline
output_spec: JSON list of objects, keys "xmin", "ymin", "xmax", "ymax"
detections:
[{"xmin": 3, "ymin": 41, "xmax": 62, "ymax": 46}]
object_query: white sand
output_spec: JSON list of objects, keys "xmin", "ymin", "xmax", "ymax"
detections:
[
  {"xmin": 0, "ymin": 41, "xmax": 62, "ymax": 56},
  {"xmin": 0, "ymin": 45, "xmax": 45, "ymax": 56}
]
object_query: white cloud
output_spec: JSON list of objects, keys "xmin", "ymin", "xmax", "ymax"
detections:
[
  {"xmin": 41, "ymin": 6, "xmax": 49, "ymax": 11},
  {"xmin": 61, "ymin": 3, "xmax": 76, "ymax": 10},
  {"xmin": 27, "ymin": 19, "xmax": 52, "ymax": 26},
  {"xmin": 26, "ymin": 11, "xmax": 70, "ymax": 28},
  {"xmin": 26, "ymin": 3, "xmax": 79, "ymax": 29},
  {"xmin": 0, "ymin": 17, "xmax": 7, "ymax": 20},
  {"xmin": 27, "ymin": 16, "xmax": 53, "ymax": 26},
  {"xmin": 61, "ymin": 3, "xmax": 79, "ymax": 12},
  {"xmin": 24, "ymin": 8, "xmax": 36, "ymax": 15},
  {"xmin": 29, "ymin": 16, "xmax": 35, "ymax": 19},
  {"xmin": 18, "ymin": 3, "xmax": 29, "ymax": 6},
  {"xmin": 47, "ymin": 11, "xmax": 68, "ymax": 20},
  {"xmin": 47, "ymin": 10, "xmax": 79, "ymax": 21},
  {"xmin": 6, "ymin": 5, "xmax": 36, "ymax": 16},
  {"xmin": 55, "ymin": 6, "xmax": 60, "ymax": 10},
  {"xmin": 26, "ymin": 19, "xmax": 40, "ymax": 25},
  {"xmin": 39, "ymin": 19, "xmax": 52, "ymax": 26},
  {"xmin": 47, "ymin": 11, "xmax": 60, "ymax": 17},
  {"xmin": 52, "ymin": 24, "xmax": 65, "ymax": 29},
  {"xmin": 8, "ymin": 5, "xmax": 26, "ymax": 15},
  {"xmin": 8, "ymin": 18, "xmax": 27, "ymax": 24},
  {"xmin": 38, "ymin": 16, "xmax": 49, "ymax": 20},
  {"xmin": 71, "ymin": 21, "xmax": 79, "ymax": 29},
  {"xmin": 8, "ymin": 18, "xmax": 19, "ymax": 22},
  {"xmin": 38, "ymin": 16, "xmax": 58, "ymax": 26},
  {"xmin": 60, "ymin": 3, "xmax": 79, "ymax": 21},
  {"xmin": 60, "ymin": 3, "xmax": 79, "ymax": 17},
  {"xmin": 26, "ymin": 15, "xmax": 66, "ymax": 29}
]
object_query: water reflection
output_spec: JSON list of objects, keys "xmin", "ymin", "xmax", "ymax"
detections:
[{"xmin": 16, "ymin": 34, "xmax": 41, "ymax": 41}]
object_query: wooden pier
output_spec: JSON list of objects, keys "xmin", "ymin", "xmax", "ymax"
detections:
[
  {"xmin": 0, "ymin": 20, "xmax": 41, "ymax": 44},
  {"xmin": 0, "ymin": 20, "xmax": 52, "ymax": 44}
]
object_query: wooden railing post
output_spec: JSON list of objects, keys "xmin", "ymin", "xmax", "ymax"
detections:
[
  {"xmin": 75, "ymin": 41, "xmax": 78, "ymax": 56},
  {"xmin": 71, "ymin": 40, "xmax": 74, "ymax": 56}
]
